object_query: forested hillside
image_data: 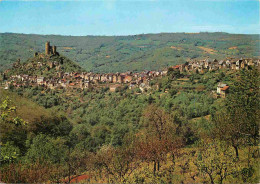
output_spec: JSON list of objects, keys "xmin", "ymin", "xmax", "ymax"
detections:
[
  {"xmin": 0, "ymin": 32, "xmax": 259, "ymax": 73},
  {"xmin": 1, "ymin": 66, "xmax": 259, "ymax": 183}
]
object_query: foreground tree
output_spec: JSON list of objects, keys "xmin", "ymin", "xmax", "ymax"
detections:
[
  {"xmin": 89, "ymin": 141, "xmax": 140, "ymax": 183},
  {"xmin": 0, "ymin": 97, "xmax": 28, "ymax": 160},
  {"xmin": 194, "ymin": 139, "xmax": 240, "ymax": 184},
  {"xmin": 213, "ymin": 67, "xmax": 260, "ymax": 158},
  {"xmin": 136, "ymin": 104, "xmax": 184, "ymax": 175}
]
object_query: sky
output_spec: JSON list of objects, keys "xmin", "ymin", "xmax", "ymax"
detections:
[{"xmin": 0, "ymin": 0, "xmax": 259, "ymax": 36}]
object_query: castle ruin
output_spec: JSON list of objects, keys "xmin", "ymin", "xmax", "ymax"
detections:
[{"xmin": 45, "ymin": 41, "xmax": 57, "ymax": 55}]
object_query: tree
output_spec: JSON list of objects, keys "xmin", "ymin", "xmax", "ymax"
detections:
[
  {"xmin": 0, "ymin": 141, "xmax": 20, "ymax": 164},
  {"xmin": 26, "ymin": 134, "xmax": 67, "ymax": 164},
  {"xmin": 0, "ymin": 97, "xmax": 27, "ymax": 126},
  {"xmin": 213, "ymin": 67, "xmax": 260, "ymax": 158},
  {"xmin": 0, "ymin": 97, "xmax": 28, "ymax": 153},
  {"xmin": 226, "ymin": 68, "xmax": 260, "ymax": 144},
  {"xmin": 167, "ymin": 68, "xmax": 182, "ymax": 79},
  {"xmin": 194, "ymin": 139, "xmax": 240, "ymax": 184},
  {"xmin": 90, "ymin": 141, "xmax": 140, "ymax": 183},
  {"xmin": 136, "ymin": 104, "xmax": 184, "ymax": 175}
]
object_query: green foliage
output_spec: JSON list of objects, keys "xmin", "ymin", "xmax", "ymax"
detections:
[
  {"xmin": 226, "ymin": 67, "xmax": 260, "ymax": 143},
  {"xmin": 1, "ymin": 67, "xmax": 259, "ymax": 183},
  {"xmin": 110, "ymin": 124, "xmax": 129, "ymax": 146},
  {"xmin": 213, "ymin": 67, "xmax": 260, "ymax": 161},
  {"xmin": 0, "ymin": 142, "xmax": 20, "ymax": 164},
  {"xmin": 26, "ymin": 134, "xmax": 67, "ymax": 164},
  {"xmin": 195, "ymin": 140, "xmax": 241, "ymax": 184},
  {"xmin": 0, "ymin": 97, "xmax": 27, "ymax": 126}
]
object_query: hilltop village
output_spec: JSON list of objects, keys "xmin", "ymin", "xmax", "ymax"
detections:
[{"xmin": 1, "ymin": 42, "xmax": 260, "ymax": 94}]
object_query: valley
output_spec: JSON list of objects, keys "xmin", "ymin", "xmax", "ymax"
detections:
[{"xmin": 1, "ymin": 40, "xmax": 259, "ymax": 183}]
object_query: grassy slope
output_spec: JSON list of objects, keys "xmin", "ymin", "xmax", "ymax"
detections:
[
  {"xmin": 0, "ymin": 32, "xmax": 259, "ymax": 73},
  {"xmin": 0, "ymin": 89, "xmax": 51, "ymax": 123}
]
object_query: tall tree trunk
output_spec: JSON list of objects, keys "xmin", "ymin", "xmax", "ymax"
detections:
[
  {"xmin": 247, "ymin": 146, "xmax": 251, "ymax": 167},
  {"xmin": 171, "ymin": 153, "xmax": 175, "ymax": 165},
  {"xmin": 220, "ymin": 177, "xmax": 223, "ymax": 184},
  {"xmin": 171, "ymin": 153, "xmax": 175, "ymax": 172},
  {"xmin": 68, "ymin": 146, "xmax": 71, "ymax": 184},
  {"xmin": 153, "ymin": 161, "xmax": 156, "ymax": 176},
  {"xmin": 233, "ymin": 145, "xmax": 239, "ymax": 159},
  {"xmin": 157, "ymin": 161, "xmax": 160, "ymax": 171},
  {"xmin": 209, "ymin": 174, "xmax": 214, "ymax": 184}
]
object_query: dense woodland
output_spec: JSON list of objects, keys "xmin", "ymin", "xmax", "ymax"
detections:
[
  {"xmin": 0, "ymin": 64, "xmax": 259, "ymax": 183},
  {"xmin": 0, "ymin": 32, "xmax": 259, "ymax": 73}
]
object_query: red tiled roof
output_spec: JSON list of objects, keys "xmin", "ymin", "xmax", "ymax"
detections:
[
  {"xmin": 221, "ymin": 86, "xmax": 229, "ymax": 91},
  {"xmin": 172, "ymin": 65, "xmax": 181, "ymax": 69}
]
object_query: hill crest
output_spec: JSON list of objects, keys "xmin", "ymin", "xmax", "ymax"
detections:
[
  {"xmin": 0, "ymin": 32, "xmax": 259, "ymax": 73},
  {"xmin": 5, "ymin": 42, "xmax": 83, "ymax": 78}
]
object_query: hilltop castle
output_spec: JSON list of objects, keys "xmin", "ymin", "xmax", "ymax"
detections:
[
  {"xmin": 45, "ymin": 41, "xmax": 57, "ymax": 55},
  {"xmin": 34, "ymin": 41, "xmax": 59, "ymax": 57}
]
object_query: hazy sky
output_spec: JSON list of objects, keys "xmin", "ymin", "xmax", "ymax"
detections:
[{"xmin": 0, "ymin": 0, "xmax": 259, "ymax": 35}]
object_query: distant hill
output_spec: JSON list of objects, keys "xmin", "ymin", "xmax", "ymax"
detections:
[{"xmin": 0, "ymin": 32, "xmax": 259, "ymax": 73}]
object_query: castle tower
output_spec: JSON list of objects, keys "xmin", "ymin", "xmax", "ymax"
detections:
[
  {"xmin": 45, "ymin": 41, "xmax": 50, "ymax": 55},
  {"xmin": 52, "ymin": 45, "xmax": 56, "ymax": 55}
]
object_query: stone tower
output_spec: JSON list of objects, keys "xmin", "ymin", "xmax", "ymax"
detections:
[
  {"xmin": 45, "ymin": 41, "xmax": 50, "ymax": 55},
  {"xmin": 52, "ymin": 45, "xmax": 56, "ymax": 55}
]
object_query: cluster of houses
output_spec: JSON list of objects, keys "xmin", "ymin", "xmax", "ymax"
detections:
[
  {"xmin": 1, "ymin": 42, "xmax": 170, "ymax": 92},
  {"xmin": 2, "ymin": 70, "xmax": 168, "ymax": 92},
  {"xmin": 2, "ymin": 57, "xmax": 259, "ymax": 94},
  {"xmin": 171, "ymin": 58, "xmax": 260, "ymax": 73},
  {"xmin": 1, "ymin": 42, "xmax": 259, "ymax": 95}
]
